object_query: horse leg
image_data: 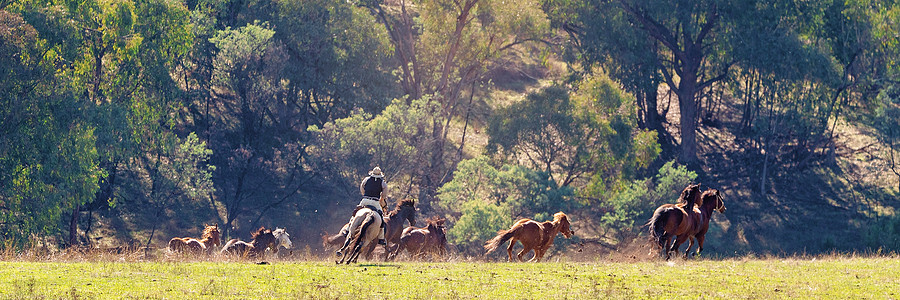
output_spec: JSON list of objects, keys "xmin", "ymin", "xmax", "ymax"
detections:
[
  {"xmin": 530, "ymin": 248, "xmax": 545, "ymax": 262},
  {"xmin": 661, "ymin": 235, "xmax": 673, "ymax": 260},
  {"xmin": 696, "ymin": 234, "xmax": 706, "ymax": 257},
  {"xmin": 682, "ymin": 236, "xmax": 695, "ymax": 259},
  {"xmin": 506, "ymin": 239, "xmax": 516, "ymax": 262},
  {"xmin": 669, "ymin": 237, "xmax": 687, "ymax": 259},
  {"xmin": 518, "ymin": 247, "xmax": 531, "ymax": 262},
  {"xmin": 348, "ymin": 239, "xmax": 367, "ymax": 264}
]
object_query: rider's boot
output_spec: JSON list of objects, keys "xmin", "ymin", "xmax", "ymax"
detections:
[{"xmin": 377, "ymin": 223, "xmax": 386, "ymax": 246}]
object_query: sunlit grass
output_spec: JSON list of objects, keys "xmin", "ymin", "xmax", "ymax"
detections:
[{"xmin": 1, "ymin": 252, "xmax": 899, "ymax": 299}]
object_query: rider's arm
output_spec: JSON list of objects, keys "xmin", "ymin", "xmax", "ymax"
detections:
[{"xmin": 359, "ymin": 177, "xmax": 367, "ymax": 195}]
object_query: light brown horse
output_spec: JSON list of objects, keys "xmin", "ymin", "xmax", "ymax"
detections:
[
  {"xmin": 388, "ymin": 217, "xmax": 447, "ymax": 261},
  {"xmin": 220, "ymin": 227, "xmax": 278, "ymax": 258},
  {"xmin": 676, "ymin": 189, "xmax": 727, "ymax": 258},
  {"xmin": 484, "ymin": 212, "xmax": 575, "ymax": 262},
  {"xmin": 336, "ymin": 206, "xmax": 383, "ymax": 264},
  {"xmin": 323, "ymin": 199, "xmax": 416, "ymax": 259},
  {"xmin": 646, "ymin": 184, "xmax": 703, "ymax": 260},
  {"xmin": 167, "ymin": 224, "xmax": 221, "ymax": 255}
]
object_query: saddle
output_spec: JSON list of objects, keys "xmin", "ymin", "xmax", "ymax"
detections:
[{"xmin": 351, "ymin": 205, "xmax": 385, "ymax": 228}]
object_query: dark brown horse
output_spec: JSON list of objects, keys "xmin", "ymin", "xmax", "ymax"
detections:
[
  {"xmin": 646, "ymin": 184, "xmax": 703, "ymax": 260},
  {"xmin": 220, "ymin": 227, "xmax": 278, "ymax": 258},
  {"xmin": 323, "ymin": 199, "xmax": 417, "ymax": 259},
  {"xmin": 388, "ymin": 217, "xmax": 447, "ymax": 261},
  {"xmin": 484, "ymin": 212, "xmax": 574, "ymax": 262},
  {"xmin": 677, "ymin": 189, "xmax": 727, "ymax": 258},
  {"xmin": 167, "ymin": 224, "xmax": 221, "ymax": 255}
]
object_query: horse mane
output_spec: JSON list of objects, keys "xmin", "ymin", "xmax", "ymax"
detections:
[
  {"xmin": 251, "ymin": 227, "xmax": 270, "ymax": 239},
  {"xmin": 201, "ymin": 224, "xmax": 219, "ymax": 240},
  {"xmin": 388, "ymin": 198, "xmax": 416, "ymax": 217},
  {"xmin": 700, "ymin": 189, "xmax": 719, "ymax": 206},
  {"xmin": 552, "ymin": 212, "xmax": 568, "ymax": 224},
  {"xmin": 425, "ymin": 216, "xmax": 445, "ymax": 228},
  {"xmin": 677, "ymin": 184, "xmax": 702, "ymax": 206}
]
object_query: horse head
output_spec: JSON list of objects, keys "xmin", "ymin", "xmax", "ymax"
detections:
[
  {"xmin": 425, "ymin": 216, "xmax": 445, "ymax": 232},
  {"xmin": 703, "ymin": 189, "xmax": 726, "ymax": 213},
  {"xmin": 391, "ymin": 198, "xmax": 417, "ymax": 227},
  {"xmin": 553, "ymin": 212, "xmax": 575, "ymax": 238},
  {"xmin": 273, "ymin": 227, "xmax": 293, "ymax": 249},
  {"xmin": 203, "ymin": 224, "xmax": 222, "ymax": 247}
]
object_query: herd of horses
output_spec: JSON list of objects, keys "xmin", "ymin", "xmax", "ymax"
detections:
[
  {"xmin": 167, "ymin": 225, "xmax": 293, "ymax": 258},
  {"xmin": 167, "ymin": 184, "xmax": 726, "ymax": 262}
]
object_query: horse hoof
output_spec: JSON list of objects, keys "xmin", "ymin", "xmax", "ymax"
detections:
[{"xmin": 335, "ymin": 251, "xmax": 342, "ymax": 257}]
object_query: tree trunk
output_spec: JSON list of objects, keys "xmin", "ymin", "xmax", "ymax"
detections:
[
  {"xmin": 676, "ymin": 82, "xmax": 699, "ymax": 164},
  {"xmin": 68, "ymin": 206, "xmax": 80, "ymax": 247},
  {"xmin": 637, "ymin": 88, "xmax": 662, "ymax": 132}
]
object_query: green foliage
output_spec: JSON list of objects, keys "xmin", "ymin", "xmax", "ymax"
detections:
[
  {"xmin": 436, "ymin": 156, "xmax": 578, "ymax": 253},
  {"xmin": 591, "ymin": 161, "xmax": 697, "ymax": 238},
  {"xmin": 446, "ymin": 201, "xmax": 509, "ymax": 253},
  {"xmin": 0, "ymin": 9, "xmax": 103, "ymax": 247},
  {"xmin": 488, "ymin": 72, "xmax": 659, "ymax": 188},
  {"xmin": 162, "ymin": 133, "xmax": 216, "ymax": 203},
  {"xmin": 307, "ymin": 96, "xmax": 441, "ymax": 197},
  {"xmin": 863, "ymin": 213, "xmax": 900, "ymax": 252}
]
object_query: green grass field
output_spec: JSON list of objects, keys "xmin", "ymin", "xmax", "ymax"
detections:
[{"xmin": 1, "ymin": 256, "xmax": 898, "ymax": 299}]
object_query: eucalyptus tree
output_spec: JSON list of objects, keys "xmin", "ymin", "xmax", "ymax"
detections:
[
  {"xmin": 487, "ymin": 72, "xmax": 659, "ymax": 189},
  {"xmin": 0, "ymin": 10, "xmax": 102, "ymax": 248},
  {"xmin": 547, "ymin": 0, "xmax": 736, "ymax": 163},
  {"xmin": 0, "ymin": 0, "xmax": 206, "ymax": 247},
  {"xmin": 358, "ymin": 0, "xmax": 553, "ymax": 208},
  {"xmin": 197, "ymin": 0, "xmax": 396, "ymax": 237}
]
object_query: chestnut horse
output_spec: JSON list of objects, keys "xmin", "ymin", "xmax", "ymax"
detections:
[
  {"xmin": 646, "ymin": 184, "xmax": 703, "ymax": 260},
  {"xmin": 220, "ymin": 227, "xmax": 279, "ymax": 258},
  {"xmin": 336, "ymin": 207, "xmax": 382, "ymax": 264},
  {"xmin": 323, "ymin": 199, "xmax": 416, "ymax": 259},
  {"xmin": 388, "ymin": 217, "xmax": 447, "ymax": 261},
  {"xmin": 484, "ymin": 212, "xmax": 574, "ymax": 262},
  {"xmin": 168, "ymin": 224, "xmax": 221, "ymax": 255},
  {"xmin": 677, "ymin": 189, "xmax": 727, "ymax": 258}
]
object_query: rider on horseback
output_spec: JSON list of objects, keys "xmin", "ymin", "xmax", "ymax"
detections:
[{"xmin": 336, "ymin": 167, "xmax": 388, "ymax": 256}]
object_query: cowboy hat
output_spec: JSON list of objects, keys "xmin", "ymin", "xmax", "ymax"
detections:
[{"xmin": 369, "ymin": 167, "xmax": 384, "ymax": 178}]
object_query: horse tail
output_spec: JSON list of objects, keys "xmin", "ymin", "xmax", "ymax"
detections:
[
  {"xmin": 484, "ymin": 225, "xmax": 521, "ymax": 254},
  {"xmin": 167, "ymin": 238, "xmax": 182, "ymax": 252},
  {"xmin": 352, "ymin": 213, "xmax": 378, "ymax": 250},
  {"xmin": 220, "ymin": 239, "xmax": 237, "ymax": 255},
  {"xmin": 647, "ymin": 206, "xmax": 671, "ymax": 246}
]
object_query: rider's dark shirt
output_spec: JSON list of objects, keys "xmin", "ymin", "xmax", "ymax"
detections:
[{"xmin": 362, "ymin": 176, "xmax": 384, "ymax": 198}]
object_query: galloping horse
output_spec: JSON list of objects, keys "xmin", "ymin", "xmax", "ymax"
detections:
[
  {"xmin": 484, "ymin": 212, "xmax": 574, "ymax": 262},
  {"xmin": 646, "ymin": 184, "xmax": 703, "ymax": 260},
  {"xmin": 676, "ymin": 189, "xmax": 727, "ymax": 258},
  {"xmin": 388, "ymin": 217, "xmax": 446, "ymax": 261},
  {"xmin": 272, "ymin": 227, "xmax": 293, "ymax": 253},
  {"xmin": 168, "ymin": 224, "xmax": 221, "ymax": 255},
  {"xmin": 336, "ymin": 206, "xmax": 382, "ymax": 264},
  {"xmin": 323, "ymin": 199, "xmax": 416, "ymax": 259},
  {"xmin": 220, "ymin": 227, "xmax": 279, "ymax": 258}
]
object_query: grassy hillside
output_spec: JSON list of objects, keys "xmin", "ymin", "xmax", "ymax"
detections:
[
  {"xmin": 682, "ymin": 96, "xmax": 900, "ymax": 256},
  {"xmin": 1, "ymin": 255, "xmax": 898, "ymax": 299}
]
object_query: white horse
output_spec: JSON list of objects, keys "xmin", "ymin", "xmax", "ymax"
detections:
[
  {"xmin": 273, "ymin": 227, "xmax": 293, "ymax": 252},
  {"xmin": 336, "ymin": 207, "xmax": 383, "ymax": 264}
]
